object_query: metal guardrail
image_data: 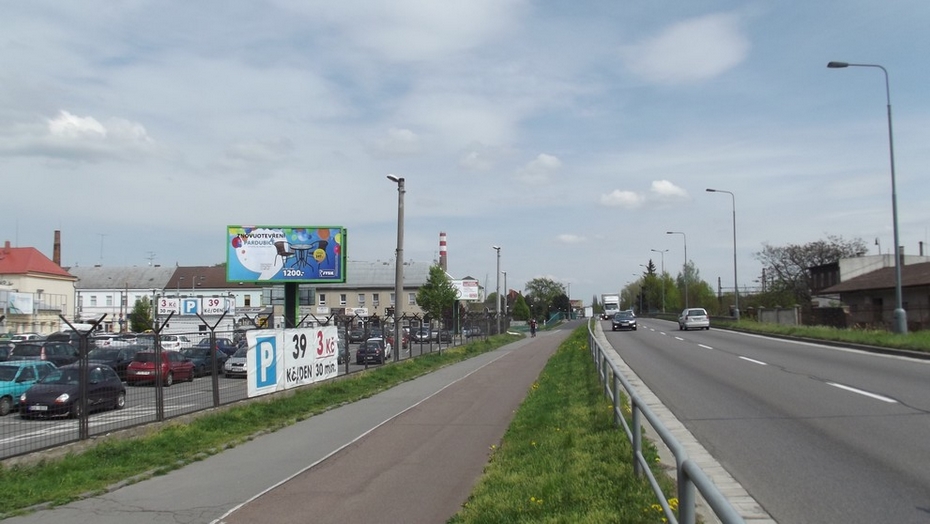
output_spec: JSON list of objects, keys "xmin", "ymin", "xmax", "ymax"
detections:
[{"xmin": 587, "ymin": 320, "xmax": 744, "ymax": 524}]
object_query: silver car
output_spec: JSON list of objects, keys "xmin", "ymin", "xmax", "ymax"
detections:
[
  {"xmin": 223, "ymin": 346, "xmax": 248, "ymax": 378},
  {"xmin": 678, "ymin": 308, "xmax": 710, "ymax": 331}
]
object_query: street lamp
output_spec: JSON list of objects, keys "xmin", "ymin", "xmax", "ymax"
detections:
[
  {"xmin": 651, "ymin": 249, "xmax": 668, "ymax": 312},
  {"xmin": 827, "ymin": 61, "xmax": 907, "ymax": 334},
  {"xmin": 502, "ymin": 271, "xmax": 508, "ymax": 316},
  {"xmin": 387, "ymin": 174, "xmax": 406, "ymax": 361},
  {"xmin": 492, "ymin": 245, "xmax": 501, "ymax": 334},
  {"xmin": 706, "ymin": 188, "xmax": 739, "ymax": 320},
  {"xmin": 666, "ymin": 231, "xmax": 688, "ymax": 308}
]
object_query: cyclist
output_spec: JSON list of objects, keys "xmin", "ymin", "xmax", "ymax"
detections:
[{"xmin": 529, "ymin": 318, "xmax": 538, "ymax": 337}]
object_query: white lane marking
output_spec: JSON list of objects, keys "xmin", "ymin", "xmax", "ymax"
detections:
[
  {"xmin": 674, "ymin": 337, "xmax": 684, "ymax": 341},
  {"xmin": 698, "ymin": 344, "xmax": 713, "ymax": 350},
  {"xmin": 739, "ymin": 356, "xmax": 768, "ymax": 366},
  {"xmin": 827, "ymin": 382, "xmax": 897, "ymax": 403}
]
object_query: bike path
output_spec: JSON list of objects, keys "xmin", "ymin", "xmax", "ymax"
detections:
[{"xmin": 5, "ymin": 328, "xmax": 568, "ymax": 524}]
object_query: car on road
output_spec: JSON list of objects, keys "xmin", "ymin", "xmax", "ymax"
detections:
[
  {"xmin": 195, "ymin": 337, "xmax": 238, "ymax": 357},
  {"xmin": 19, "ymin": 363, "xmax": 125, "ymax": 419},
  {"xmin": 437, "ymin": 330, "xmax": 452, "ymax": 343},
  {"xmin": 86, "ymin": 346, "xmax": 144, "ymax": 380},
  {"xmin": 678, "ymin": 308, "xmax": 710, "ymax": 331},
  {"xmin": 411, "ymin": 328, "xmax": 432, "ymax": 343},
  {"xmin": 9, "ymin": 340, "xmax": 80, "ymax": 367},
  {"xmin": 223, "ymin": 346, "xmax": 248, "ymax": 378},
  {"xmin": 348, "ymin": 328, "xmax": 366, "ymax": 343},
  {"xmin": 0, "ymin": 361, "xmax": 57, "ymax": 416},
  {"xmin": 464, "ymin": 326, "xmax": 484, "ymax": 338},
  {"xmin": 181, "ymin": 346, "xmax": 229, "ymax": 377},
  {"xmin": 356, "ymin": 337, "xmax": 391, "ymax": 365},
  {"xmin": 126, "ymin": 351, "xmax": 195, "ymax": 386},
  {"xmin": 611, "ymin": 310, "xmax": 637, "ymax": 331}
]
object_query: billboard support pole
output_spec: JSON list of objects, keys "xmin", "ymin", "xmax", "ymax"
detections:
[{"xmin": 284, "ymin": 282, "xmax": 298, "ymax": 328}]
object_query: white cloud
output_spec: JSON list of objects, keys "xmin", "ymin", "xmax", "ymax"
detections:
[
  {"xmin": 557, "ymin": 234, "xmax": 586, "ymax": 244},
  {"xmin": 620, "ymin": 13, "xmax": 750, "ymax": 85},
  {"xmin": 48, "ymin": 111, "xmax": 107, "ymax": 139},
  {"xmin": 600, "ymin": 190, "xmax": 644, "ymax": 209},
  {"xmin": 370, "ymin": 127, "xmax": 422, "ymax": 157},
  {"xmin": 516, "ymin": 153, "xmax": 561, "ymax": 183},
  {"xmin": 650, "ymin": 180, "xmax": 689, "ymax": 202}
]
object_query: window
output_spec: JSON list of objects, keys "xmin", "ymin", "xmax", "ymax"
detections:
[
  {"xmin": 339, "ymin": 294, "xmax": 347, "ymax": 306},
  {"xmin": 244, "ymin": 295, "xmax": 252, "ymax": 307},
  {"xmin": 372, "ymin": 293, "xmax": 380, "ymax": 306},
  {"xmin": 390, "ymin": 293, "xmax": 396, "ymax": 306},
  {"xmin": 318, "ymin": 293, "xmax": 326, "ymax": 306},
  {"xmin": 358, "ymin": 293, "xmax": 366, "ymax": 305},
  {"xmin": 408, "ymin": 292, "xmax": 416, "ymax": 305},
  {"xmin": 106, "ymin": 295, "xmax": 113, "ymax": 307},
  {"xmin": 90, "ymin": 296, "xmax": 97, "ymax": 307}
]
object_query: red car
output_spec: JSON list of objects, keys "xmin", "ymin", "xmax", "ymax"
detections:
[{"xmin": 125, "ymin": 351, "xmax": 195, "ymax": 387}]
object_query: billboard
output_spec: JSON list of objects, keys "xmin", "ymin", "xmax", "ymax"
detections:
[
  {"xmin": 245, "ymin": 326, "xmax": 339, "ymax": 397},
  {"xmin": 452, "ymin": 279, "xmax": 480, "ymax": 301},
  {"xmin": 227, "ymin": 226, "xmax": 346, "ymax": 283}
]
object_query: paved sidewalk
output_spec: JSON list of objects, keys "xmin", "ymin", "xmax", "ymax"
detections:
[{"xmin": 6, "ymin": 328, "xmax": 568, "ymax": 524}]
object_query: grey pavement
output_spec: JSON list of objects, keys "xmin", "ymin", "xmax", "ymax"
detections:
[{"xmin": 5, "ymin": 327, "xmax": 568, "ymax": 524}]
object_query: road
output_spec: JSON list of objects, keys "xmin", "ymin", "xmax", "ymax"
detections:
[
  {"xmin": 2, "ymin": 328, "xmax": 567, "ymax": 524},
  {"xmin": 604, "ymin": 318, "xmax": 930, "ymax": 524}
]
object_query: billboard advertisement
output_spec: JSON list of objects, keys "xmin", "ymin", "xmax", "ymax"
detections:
[
  {"xmin": 245, "ymin": 326, "xmax": 339, "ymax": 398},
  {"xmin": 226, "ymin": 226, "xmax": 346, "ymax": 283},
  {"xmin": 452, "ymin": 279, "xmax": 480, "ymax": 301}
]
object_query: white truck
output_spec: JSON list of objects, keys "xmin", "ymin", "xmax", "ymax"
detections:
[{"xmin": 601, "ymin": 294, "xmax": 621, "ymax": 320}]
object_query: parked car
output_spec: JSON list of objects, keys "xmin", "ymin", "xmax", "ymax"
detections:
[
  {"xmin": 0, "ymin": 341, "xmax": 14, "ymax": 361},
  {"xmin": 437, "ymin": 330, "xmax": 452, "ymax": 343},
  {"xmin": 159, "ymin": 334, "xmax": 184, "ymax": 351},
  {"xmin": 181, "ymin": 346, "xmax": 229, "ymax": 377},
  {"xmin": 10, "ymin": 341, "xmax": 80, "ymax": 367},
  {"xmin": 19, "ymin": 363, "xmax": 125, "ymax": 419},
  {"xmin": 611, "ymin": 311, "xmax": 637, "ymax": 331},
  {"xmin": 86, "ymin": 346, "xmax": 144, "ymax": 380},
  {"xmin": 45, "ymin": 330, "xmax": 96, "ymax": 351},
  {"xmin": 385, "ymin": 330, "xmax": 409, "ymax": 350},
  {"xmin": 411, "ymin": 328, "xmax": 432, "ymax": 343},
  {"xmin": 0, "ymin": 361, "xmax": 57, "ymax": 416},
  {"xmin": 223, "ymin": 346, "xmax": 248, "ymax": 378},
  {"xmin": 678, "ymin": 308, "xmax": 710, "ymax": 331},
  {"xmin": 10, "ymin": 333, "xmax": 42, "ymax": 344},
  {"xmin": 125, "ymin": 351, "xmax": 195, "ymax": 386},
  {"xmin": 348, "ymin": 328, "xmax": 366, "ymax": 343},
  {"xmin": 464, "ymin": 326, "xmax": 484, "ymax": 338},
  {"xmin": 337, "ymin": 339, "xmax": 348, "ymax": 365},
  {"xmin": 356, "ymin": 337, "xmax": 391, "ymax": 365},
  {"xmin": 195, "ymin": 337, "xmax": 238, "ymax": 357}
]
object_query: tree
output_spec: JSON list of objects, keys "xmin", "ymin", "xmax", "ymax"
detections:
[
  {"xmin": 524, "ymin": 278, "xmax": 565, "ymax": 319},
  {"xmin": 129, "ymin": 296, "xmax": 153, "ymax": 332},
  {"xmin": 755, "ymin": 235, "xmax": 868, "ymax": 306},
  {"xmin": 512, "ymin": 294, "xmax": 531, "ymax": 321},
  {"xmin": 415, "ymin": 265, "xmax": 458, "ymax": 327}
]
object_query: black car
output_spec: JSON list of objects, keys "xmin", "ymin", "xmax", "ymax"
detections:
[
  {"xmin": 194, "ymin": 337, "xmax": 238, "ymax": 357},
  {"xmin": 20, "ymin": 363, "xmax": 126, "ymax": 418},
  {"xmin": 86, "ymin": 346, "xmax": 144, "ymax": 380},
  {"xmin": 9, "ymin": 341, "xmax": 80, "ymax": 367},
  {"xmin": 348, "ymin": 328, "xmax": 365, "ymax": 343},
  {"xmin": 181, "ymin": 346, "xmax": 229, "ymax": 377},
  {"xmin": 611, "ymin": 311, "xmax": 637, "ymax": 331},
  {"xmin": 356, "ymin": 338, "xmax": 387, "ymax": 365}
]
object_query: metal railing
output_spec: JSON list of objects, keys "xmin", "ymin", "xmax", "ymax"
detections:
[{"xmin": 587, "ymin": 320, "xmax": 744, "ymax": 524}]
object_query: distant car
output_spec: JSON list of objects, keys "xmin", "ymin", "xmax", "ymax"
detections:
[
  {"xmin": 10, "ymin": 341, "xmax": 80, "ymax": 367},
  {"xmin": 20, "ymin": 363, "xmax": 125, "ymax": 419},
  {"xmin": 348, "ymin": 328, "xmax": 366, "ymax": 343},
  {"xmin": 0, "ymin": 341, "xmax": 14, "ymax": 361},
  {"xmin": 337, "ymin": 339, "xmax": 348, "ymax": 365},
  {"xmin": 0, "ymin": 361, "xmax": 57, "ymax": 416},
  {"xmin": 181, "ymin": 346, "xmax": 229, "ymax": 377},
  {"xmin": 159, "ymin": 334, "xmax": 183, "ymax": 351},
  {"xmin": 464, "ymin": 326, "xmax": 484, "ymax": 338},
  {"xmin": 678, "ymin": 308, "xmax": 710, "ymax": 331},
  {"xmin": 195, "ymin": 337, "xmax": 238, "ymax": 357},
  {"xmin": 86, "ymin": 346, "xmax": 144, "ymax": 380},
  {"xmin": 411, "ymin": 328, "xmax": 432, "ymax": 343},
  {"xmin": 10, "ymin": 333, "xmax": 42, "ymax": 344},
  {"xmin": 45, "ymin": 331, "xmax": 96, "ymax": 351},
  {"xmin": 356, "ymin": 338, "xmax": 390, "ymax": 365},
  {"xmin": 437, "ymin": 330, "xmax": 452, "ymax": 343},
  {"xmin": 126, "ymin": 351, "xmax": 195, "ymax": 386},
  {"xmin": 611, "ymin": 311, "xmax": 637, "ymax": 331},
  {"xmin": 223, "ymin": 346, "xmax": 248, "ymax": 378}
]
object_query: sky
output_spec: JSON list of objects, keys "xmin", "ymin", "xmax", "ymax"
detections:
[{"xmin": 2, "ymin": 1, "xmax": 929, "ymax": 307}]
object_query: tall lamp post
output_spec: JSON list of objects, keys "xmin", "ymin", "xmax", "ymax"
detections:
[
  {"xmin": 651, "ymin": 249, "xmax": 668, "ymax": 312},
  {"xmin": 387, "ymin": 174, "xmax": 405, "ymax": 361},
  {"xmin": 706, "ymin": 188, "xmax": 739, "ymax": 320},
  {"xmin": 492, "ymin": 246, "xmax": 501, "ymax": 334},
  {"xmin": 666, "ymin": 231, "xmax": 688, "ymax": 308},
  {"xmin": 828, "ymin": 61, "xmax": 907, "ymax": 334},
  {"xmin": 502, "ymin": 271, "xmax": 508, "ymax": 316}
]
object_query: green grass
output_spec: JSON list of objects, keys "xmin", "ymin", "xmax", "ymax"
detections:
[
  {"xmin": 0, "ymin": 334, "xmax": 522, "ymax": 517},
  {"xmin": 449, "ymin": 326, "xmax": 675, "ymax": 524},
  {"xmin": 713, "ymin": 318, "xmax": 930, "ymax": 352}
]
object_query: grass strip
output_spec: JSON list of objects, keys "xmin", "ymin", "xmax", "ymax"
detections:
[
  {"xmin": 450, "ymin": 325, "xmax": 676, "ymax": 524},
  {"xmin": 0, "ymin": 334, "xmax": 522, "ymax": 517},
  {"xmin": 712, "ymin": 318, "xmax": 930, "ymax": 352}
]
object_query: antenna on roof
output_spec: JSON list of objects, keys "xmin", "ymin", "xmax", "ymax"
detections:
[{"xmin": 146, "ymin": 251, "xmax": 157, "ymax": 266}]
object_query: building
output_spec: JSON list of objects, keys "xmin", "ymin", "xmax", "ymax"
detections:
[
  {"xmin": 820, "ymin": 261, "xmax": 930, "ymax": 331},
  {"xmin": 0, "ymin": 241, "xmax": 77, "ymax": 334}
]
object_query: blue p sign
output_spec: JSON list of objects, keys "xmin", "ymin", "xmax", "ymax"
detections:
[{"xmin": 254, "ymin": 335, "xmax": 277, "ymax": 388}]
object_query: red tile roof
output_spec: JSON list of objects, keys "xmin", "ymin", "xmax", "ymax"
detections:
[{"xmin": 0, "ymin": 241, "xmax": 74, "ymax": 279}]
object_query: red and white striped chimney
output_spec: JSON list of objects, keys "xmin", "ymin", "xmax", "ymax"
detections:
[{"xmin": 439, "ymin": 231, "xmax": 448, "ymax": 272}]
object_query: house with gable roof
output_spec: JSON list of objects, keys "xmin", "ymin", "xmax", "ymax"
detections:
[{"xmin": 0, "ymin": 240, "xmax": 77, "ymax": 334}]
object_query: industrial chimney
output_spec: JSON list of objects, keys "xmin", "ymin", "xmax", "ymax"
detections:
[
  {"xmin": 439, "ymin": 231, "xmax": 447, "ymax": 272},
  {"xmin": 53, "ymin": 230, "xmax": 61, "ymax": 266}
]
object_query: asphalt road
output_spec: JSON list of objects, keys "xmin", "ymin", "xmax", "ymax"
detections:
[
  {"xmin": 4, "ymin": 328, "xmax": 567, "ymax": 524},
  {"xmin": 605, "ymin": 318, "xmax": 930, "ymax": 524}
]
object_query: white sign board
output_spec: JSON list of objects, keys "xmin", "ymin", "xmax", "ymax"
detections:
[
  {"xmin": 452, "ymin": 279, "xmax": 480, "ymax": 301},
  {"xmin": 245, "ymin": 326, "xmax": 339, "ymax": 398}
]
